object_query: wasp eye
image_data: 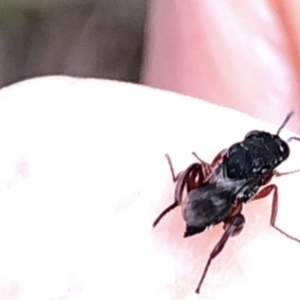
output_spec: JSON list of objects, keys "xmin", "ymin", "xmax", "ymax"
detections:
[
  {"xmin": 275, "ymin": 138, "xmax": 289, "ymax": 160},
  {"xmin": 245, "ymin": 130, "xmax": 261, "ymax": 139}
]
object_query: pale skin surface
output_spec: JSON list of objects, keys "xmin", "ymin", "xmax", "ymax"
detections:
[{"xmin": 0, "ymin": 77, "xmax": 300, "ymax": 299}]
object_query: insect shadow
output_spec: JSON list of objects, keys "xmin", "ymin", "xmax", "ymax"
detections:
[{"xmin": 153, "ymin": 111, "xmax": 300, "ymax": 294}]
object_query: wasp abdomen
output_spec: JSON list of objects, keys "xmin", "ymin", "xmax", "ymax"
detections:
[{"xmin": 183, "ymin": 184, "xmax": 235, "ymax": 237}]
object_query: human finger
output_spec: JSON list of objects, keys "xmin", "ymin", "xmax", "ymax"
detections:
[{"xmin": 142, "ymin": 0, "xmax": 300, "ymax": 131}]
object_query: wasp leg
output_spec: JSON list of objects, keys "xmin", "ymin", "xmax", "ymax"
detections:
[
  {"xmin": 259, "ymin": 169, "xmax": 300, "ymax": 190},
  {"xmin": 191, "ymin": 152, "xmax": 210, "ymax": 176},
  {"xmin": 223, "ymin": 202, "xmax": 243, "ymax": 227},
  {"xmin": 192, "ymin": 149, "xmax": 227, "ymax": 177},
  {"xmin": 165, "ymin": 154, "xmax": 204, "ymax": 198},
  {"xmin": 210, "ymin": 148, "xmax": 228, "ymax": 167},
  {"xmin": 273, "ymin": 169, "xmax": 300, "ymax": 177},
  {"xmin": 185, "ymin": 164, "xmax": 205, "ymax": 192},
  {"xmin": 153, "ymin": 202, "xmax": 178, "ymax": 227},
  {"xmin": 165, "ymin": 154, "xmax": 182, "ymax": 182},
  {"xmin": 153, "ymin": 155, "xmax": 205, "ymax": 227},
  {"xmin": 195, "ymin": 214, "xmax": 245, "ymax": 294},
  {"xmin": 287, "ymin": 136, "xmax": 300, "ymax": 142},
  {"xmin": 251, "ymin": 184, "xmax": 300, "ymax": 244}
]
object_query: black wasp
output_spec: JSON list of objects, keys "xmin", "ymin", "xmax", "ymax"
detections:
[{"xmin": 153, "ymin": 111, "xmax": 300, "ymax": 294}]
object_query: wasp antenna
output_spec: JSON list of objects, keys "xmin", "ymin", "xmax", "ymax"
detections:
[{"xmin": 276, "ymin": 110, "xmax": 295, "ymax": 135}]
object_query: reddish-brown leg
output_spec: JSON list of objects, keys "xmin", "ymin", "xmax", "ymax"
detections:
[
  {"xmin": 255, "ymin": 167, "xmax": 300, "ymax": 192},
  {"xmin": 223, "ymin": 202, "xmax": 243, "ymax": 229},
  {"xmin": 251, "ymin": 184, "xmax": 300, "ymax": 243},
  {"xmin": 192, "ymin": 149, "xmax": 227, "ymax": 178},
  {"xmin": 195, "ymin": 214, "xmax": 245, "ymax": 294},
  {"xmin": 165, "ymin": 154, "xmax": 182, "ymax": 182},
  {"xmin": 191, "ymin": 152, "xmax": 211, "ymax": 176},
  {"xmin": 210, "ymin": 149, "xmax": 228, "ymax": 167},
  {"xmin": 153, "ymin": 155, "xmax": 205, "ymax": 227},
  {"xmin": 287, "ymin": 136, "xmax": 300, "ymax": 142},
  {"xmin": 273, "ymin": 169, "xmax": 300, "ymax": 177}
]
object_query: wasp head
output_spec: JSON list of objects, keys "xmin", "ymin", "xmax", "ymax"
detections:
[{"xmin": 244, "ymin": 111, "xmax": 294, "ymax": 166}]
